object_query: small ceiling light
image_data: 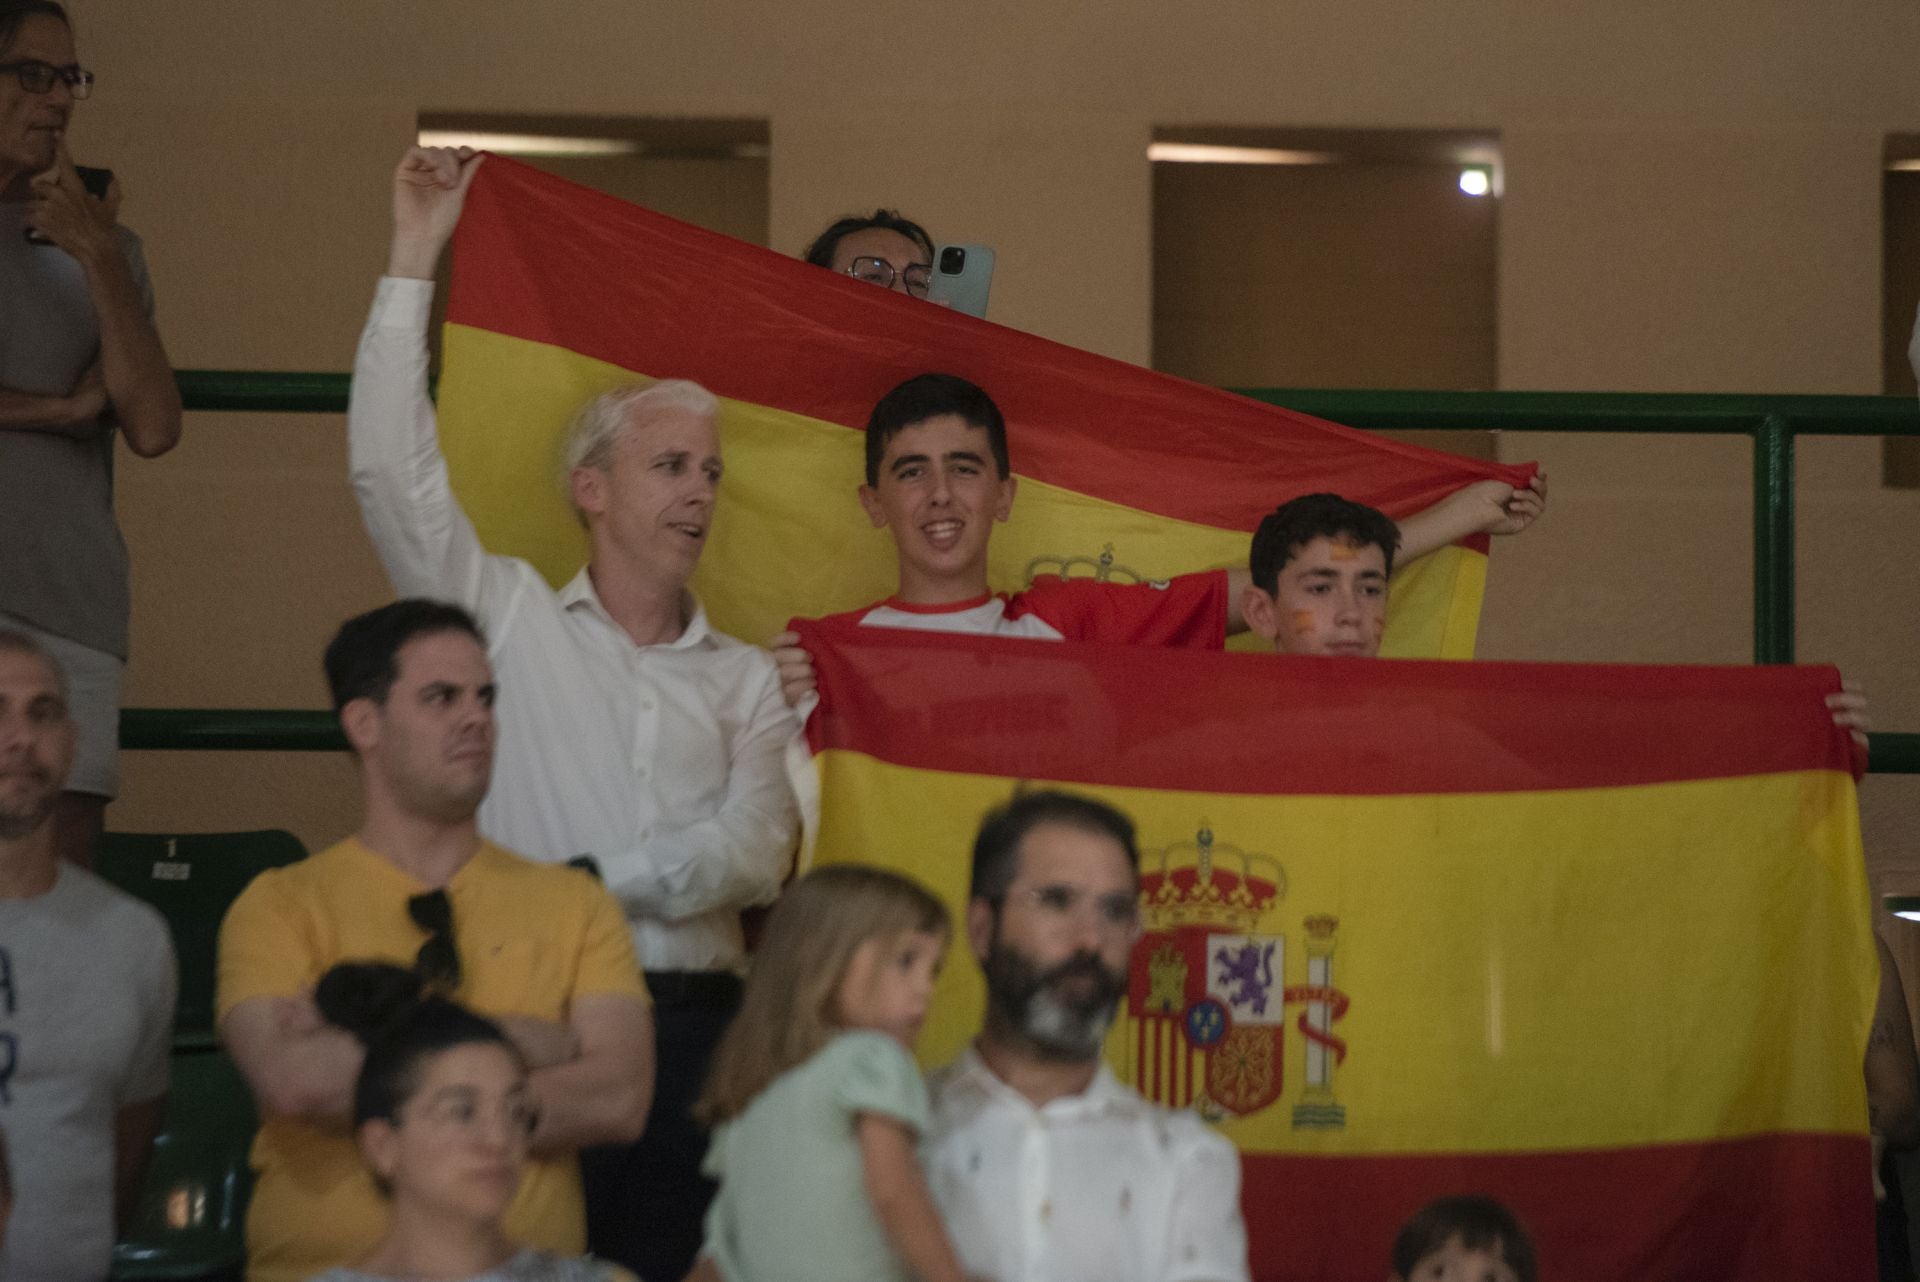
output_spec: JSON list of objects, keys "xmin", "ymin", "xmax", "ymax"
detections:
[
  {"xmin": 1459, "ymin": 168, "xmax": 1492, "ymax": 197},
  {"xmin": 1886, "ymin": 896, "xmax": 1920, "ymax": 922}
]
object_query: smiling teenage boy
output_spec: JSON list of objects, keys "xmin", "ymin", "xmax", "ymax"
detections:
[{"xmin": 772, "ymin": 373, "xmax": 1546, "ymax": 703}]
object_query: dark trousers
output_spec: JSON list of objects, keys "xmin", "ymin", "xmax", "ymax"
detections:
[{"xmin": 582, "ymin": 972, "xmax": 741, "ymax": 1282}]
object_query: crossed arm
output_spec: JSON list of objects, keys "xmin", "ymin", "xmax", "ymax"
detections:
[
  {"xmin": 220, "ymin": 990, "xmax": 654, "ymax": 1151},
  {"xmin": 0, "ymin": 366, "xmax": 107, "ymax": 437},
  {"xmin": 8, "ymin": 154, "xmax": 180, "ymax": 457}
]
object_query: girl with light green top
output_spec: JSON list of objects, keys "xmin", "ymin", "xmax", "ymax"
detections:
[{"xmin": 692, "ymin": 866, "xmax": 979, "ymax": 1282}]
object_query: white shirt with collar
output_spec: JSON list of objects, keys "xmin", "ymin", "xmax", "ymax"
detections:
[
  {"xmin": 925, "ymin": 1047, "xmax": 1250, "ymax": 1282},
  {"xmin": 347, "ymin": 276, "xmax": 799, "ymax": 972}
]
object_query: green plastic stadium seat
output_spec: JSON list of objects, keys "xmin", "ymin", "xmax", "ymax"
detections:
[
  {"xmin": 111, "ymin": 1047, "xmax": 258, "ymax": 1282},
  {"xmin": 95, "ymin": 830, "xmax": 307, "ymax": 1039}
]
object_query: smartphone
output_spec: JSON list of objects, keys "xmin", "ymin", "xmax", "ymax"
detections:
[
  {"xmin": 23, "ymin": 165, "xmax": 114, "ymax": 244},
  {"xmin": 927, "ymin": 243, "xmax": 995, "ymax": 319}
]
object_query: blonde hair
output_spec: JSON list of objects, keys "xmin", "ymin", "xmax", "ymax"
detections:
[{"xmin": 698, "ymin": 866, "xmax": 948, "ymax": 1124}]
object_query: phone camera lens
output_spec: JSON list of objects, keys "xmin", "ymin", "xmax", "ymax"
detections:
[{"xmin": 939, "ymin": 247, "xmax": 967, "ymax": 274}]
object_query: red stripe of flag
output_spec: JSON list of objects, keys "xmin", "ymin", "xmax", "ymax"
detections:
[
  {"xmin": 447, "ymin": 156, "xmax": 1533, "ymax": 533},
  {"xmin": 796, "ymin": 622, "xmax": 1854, "ymax": 795}
]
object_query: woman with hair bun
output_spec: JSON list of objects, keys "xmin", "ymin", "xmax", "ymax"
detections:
[{"xmin": 306, "ymin": 964, "xmax": 631, "ymax": 1282}]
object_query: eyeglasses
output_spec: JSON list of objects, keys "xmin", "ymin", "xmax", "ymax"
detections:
[
  {"xmin": 844, "ymin": 256, "xmax": 932, "ymax": 299},
  {"xmin": 407, "ymin": 889, "xmax": 462, "ymax": 992},
  {"xmin": 0, "ymin": 60, "xmax": 94, "ymax": 99},
  {"xmin": 411, "ymin": 1090, "xmax": 540, "ymax": 1139},
  {"xmin": 1003, "ymin": 883, "xmax": 1140, "ymax": 933}
]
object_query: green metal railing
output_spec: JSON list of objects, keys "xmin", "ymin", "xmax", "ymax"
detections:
[{"xmin": 125, "ymin": 372, "xmax": 1920, "ymax": 774}]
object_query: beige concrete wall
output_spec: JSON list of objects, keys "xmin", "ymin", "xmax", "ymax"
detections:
[
  {"xmin": 1152, "ymin": 161, "xmax": 1498, "ymax": 392},
  {"xmin": 53, "ymin": 1, "xmax": 1919, "ymax": 877}
]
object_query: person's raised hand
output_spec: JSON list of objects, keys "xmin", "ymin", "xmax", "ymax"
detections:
[
  {"xmin": 769, "ymin": 630, "xmax": 818, "ymax": 709},
  {"xmin": 387, "ymin": 145, "xmax": 483, "ymax": 280},
  {"xmin": 1484, "ymin": 469, "xmax": 1548, "ymax": 537},
  {"xmin": 24, "ymin": 146, "xmax": 114, "ymax": 264}
]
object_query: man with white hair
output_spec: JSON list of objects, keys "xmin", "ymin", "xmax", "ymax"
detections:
[{"xmin": 347, "ymin": 146, "xmax": 798, "ymax": 1282}]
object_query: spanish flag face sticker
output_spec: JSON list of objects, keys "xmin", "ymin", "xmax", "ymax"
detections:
[
  {"xmin": 435, "ymin": 157, "xmax": 1534, "ymax": 659},
  {"xmin": 796, "ymin": 621, "xmax": 1874, "ymax": 1282}
]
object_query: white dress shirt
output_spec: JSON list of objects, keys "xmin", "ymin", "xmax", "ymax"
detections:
[
  {"xmin": 347, "ymin": 277, "xmax": 799, "ymax": 971},
  {"xmin": 925, "ymin": 1048, "xmax": 1250, "ymax": 1282}
]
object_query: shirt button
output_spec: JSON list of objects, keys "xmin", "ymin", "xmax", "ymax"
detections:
[
  {"xmin": 636, "ymin": 764, "xmax": 650, "ymax": 780},
  {"xmin": 640, "ymin": 697, "xmax": 655, "ymax": 712}
]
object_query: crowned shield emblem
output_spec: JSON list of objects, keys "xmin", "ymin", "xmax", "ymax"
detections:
[{"xmin": 1125, "ymin": 827, "xmax": 1288, "ymax": 1116}]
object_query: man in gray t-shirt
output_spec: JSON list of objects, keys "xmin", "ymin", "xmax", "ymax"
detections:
[
  {"xmin": 0, "ymin": 2, "xmax": 183, "ymax": 868},
  {"xmin": 0, "ymin": 627, "xmax": 176, "ymax": 1282}
]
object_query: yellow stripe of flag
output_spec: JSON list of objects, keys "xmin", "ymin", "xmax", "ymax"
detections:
[{"xmin": 438, "ymin": 322, "xmax": 1484, "ymax": 655}]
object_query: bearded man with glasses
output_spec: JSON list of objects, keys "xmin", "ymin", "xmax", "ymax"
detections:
[
  {"xmin": 216, "ymin": 599, "xmax": 654, "ymax": 1282},
  {"xmin": 923, "ymin": 790, "xmax": 1250, "ymax": 1282},
  {"xmin": 0, "ymin": 1, "xmax": 182, "ymax": 872}
]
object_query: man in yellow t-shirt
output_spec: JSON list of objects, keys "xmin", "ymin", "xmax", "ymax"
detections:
[{"xmin": 216, "ymin": 599, "xmax": 654, "ymax": 1282}]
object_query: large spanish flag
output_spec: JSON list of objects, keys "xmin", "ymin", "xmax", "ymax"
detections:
[
  {"xmin": 797, "ymin": 620, "xmax": 1874, "ymax": 1282},
  {"xmin": 437, "ymin": 157, "xmax": 1534, "ymax": 657}
]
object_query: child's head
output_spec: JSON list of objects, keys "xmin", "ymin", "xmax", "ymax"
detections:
[
  {"xmin": 863, "ymin": 373, "xmax": 1010, "ymax": 488},
  {"xmin": 1243, "ymin": 493, "xmax": 1400, "ymax": 657},
  {"xmin": 317, "ymin": 964, "xmax": 533, "ymax": 1223},
  {"xmin": 698, "ymin": 866, "xmax": 950, "ymax": 1124},
  {"xmin": 860, "ymin": 372, "xmax": 1021, "ymax": 602},
  {"xmin": 859, "ymin": 375, "xmax": 1017, "ymax": 601},
  {"xmin": 1390, "ymin": 1195, "xmax": 1536, "ymax": 1282}
]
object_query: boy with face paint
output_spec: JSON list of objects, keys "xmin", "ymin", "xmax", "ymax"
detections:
[
  {"xmin": 1240, "ymin": 494, "xmax": 1876, "ymax": 769},
  {"xmin": 1241, "ymin": 493, "xmax": 1400, "ymax": 658}
]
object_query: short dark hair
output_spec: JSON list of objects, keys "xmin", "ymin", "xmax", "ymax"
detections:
[
  {"xmin": 1391, "ymin": 1195, "xmax": 1536, "ymax": 1282},
  {"xmin": 970, "ymin": 788, "xmax": 1139, "ymax": 904},
  {"xmin": 0, "ymin": 1, "xmax": 69, "ymax": 55},
  {"xmin": 804, "ymin": 209, "xmax": 934, "ymax": 270},
  {"xmin": 1248, "ymin": 492, "xmax": 1402, "ymax": 592},
  {"xmin": 314, "ymin": 962, "xmax": 520, "ymax": 1130},
  {"xmin": 323, "ymin": 599, "xmax": 485, "ymax": 716},
  {"xmin": 864, "ymin": 372, "xmax": 1010, "ymax": 488}
]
